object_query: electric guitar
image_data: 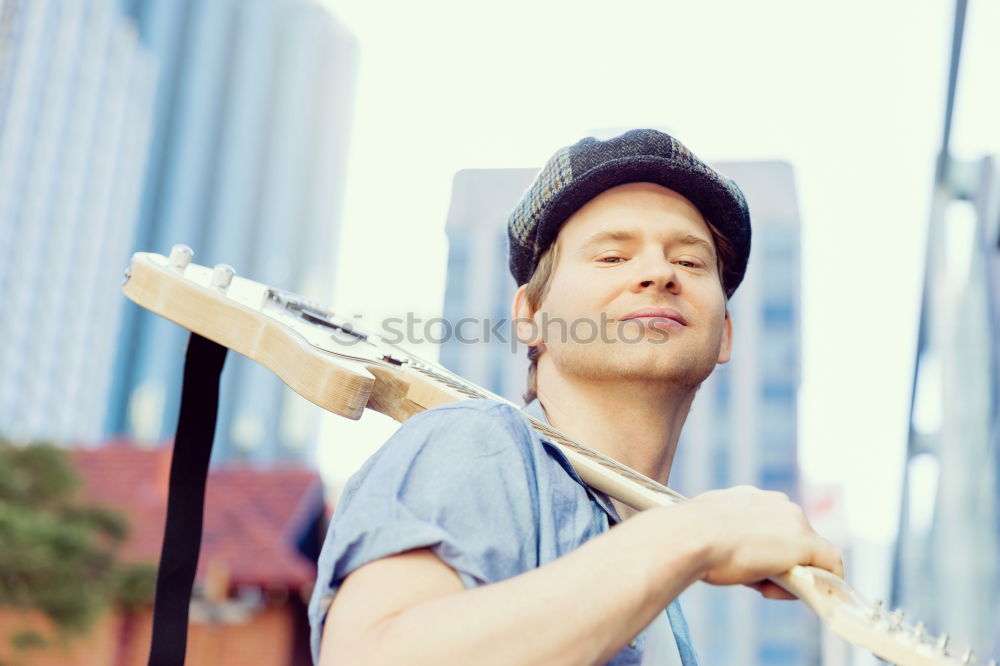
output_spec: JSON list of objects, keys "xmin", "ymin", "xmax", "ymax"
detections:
[{"xmin": 122, "ymin": 246, "xmax": 993, "ymax": 666}]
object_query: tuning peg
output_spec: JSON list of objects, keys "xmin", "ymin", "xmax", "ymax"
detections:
[
  {"xmin": 211, "ymin": 264, "xmax": 235, "ymax": 290},
  {"xmin": 870, "ymin": 599, "xmax": 884, "ymax": 621},
  {"xmin": 168, "ymin": 244, "xmax": 194, "ymax": 269},
  {"xmin": 889, "ymin": 609, "xmax": 903, "ymax": 631},
  {"xmin": 935, "ymin": 633, "xmax": 949, "ymax": 653},
  {"xmin": 912, "ymin": 622, "xmax": 926, "ymax": 642},
  {"xmin": 961, "ymin": 648, "xmax": 974, "ymax": 664}
]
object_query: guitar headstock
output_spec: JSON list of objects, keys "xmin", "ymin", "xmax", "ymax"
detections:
[
  {"xmin": 130, "ymin": 245, "xmax": 403, "ymax": 362},
  {"xmin": 122, "ymin": 246, "xmax": 403, "ymax": 420},
  {"xmin": 781, "ymin": 566, "xmax": 994, "ymax": 666},
  {"xmin": 123, "ymin": 246, "xmax": 507, "ymax": 421}
]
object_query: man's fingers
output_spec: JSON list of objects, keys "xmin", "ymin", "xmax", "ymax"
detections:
[
  {"xmin": 748, "ymin": 581, "xmax": 797, "ymax": 601},
  {"xmin": 806, "ymin": 537, "xmax": 845, "ymax": 579}
]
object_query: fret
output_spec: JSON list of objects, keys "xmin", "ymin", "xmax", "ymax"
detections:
[{"xmin": 527, "ymin": 419, "xmax": 687, "ymax": 503}]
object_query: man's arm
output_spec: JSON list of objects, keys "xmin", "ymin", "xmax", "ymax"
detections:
[{"xmin": 318, "ymin": 486, "xmax": 844, "ymax": 666}]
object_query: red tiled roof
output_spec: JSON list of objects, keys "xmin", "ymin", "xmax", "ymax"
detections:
[{"xmin": 71, "ymin": 443, "xmax": 322, "ymax": 592}]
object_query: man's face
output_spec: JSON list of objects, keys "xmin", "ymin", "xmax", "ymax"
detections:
[{"xmin": 517, "ymin": 181, "xmax": 733, "ymax": 387}]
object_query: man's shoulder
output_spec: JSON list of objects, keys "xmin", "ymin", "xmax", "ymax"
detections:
[
  {"xmin": 351, "ymin": 399, "xmax": 540, "ymax": 481},
  {"xmin": 336, "ymin": 398, "xmax": 565, "ymax": 524},
  {"xmin": 412, "ymin": 397, "xmax": 529, "ymax": 423},
  {"xmin": 339, "ymin": 397, "xmax": 585, "ymax": 510},
  {"xmin": 407, "ymin": 398, "xmax": 585, "ymax": 477},
  {"xmin": 401, "ymin": 398, "xmax": 537, "ymax": 447}
]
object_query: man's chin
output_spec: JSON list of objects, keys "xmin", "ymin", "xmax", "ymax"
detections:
[{"xmin": 559, "ymin": 346, "xmax": 718, "ymax": 387}]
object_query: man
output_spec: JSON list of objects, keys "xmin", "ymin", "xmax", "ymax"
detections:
[{"xmin": 308, "ymin": 129, "xmax": 844, "ymax": 665}]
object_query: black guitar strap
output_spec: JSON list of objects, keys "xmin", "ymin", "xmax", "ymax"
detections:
[{"xmin": 147, "ymin": 332, "xmax": 227, "ymax": 666}]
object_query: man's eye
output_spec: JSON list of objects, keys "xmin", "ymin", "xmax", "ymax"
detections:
[
  {"xmin": 675, "ymin": 259, "xmax": 704, "ymax": 269},
  {"xmin": 598, "ymin": 256, "xmax": 625, "ymax": 264}
]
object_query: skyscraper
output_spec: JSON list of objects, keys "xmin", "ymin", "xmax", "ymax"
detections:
[
  {"xmin": 105, "ymin": 0, "xmax": 359, "ymax": 464},
  {"xmin": 440, "ymin": 168, "xmax": 537, "ymax": 402},
  {"xmin": 0, "ymin": 0, "xmax": 157, "ymax": 443},
  {"xmin": 440, "ymin": 158, "xmax": 813, "ymax": 665}
]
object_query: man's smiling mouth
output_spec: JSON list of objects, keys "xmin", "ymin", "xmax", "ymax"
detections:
[{"xmin": 619, "ymin": 307, "xmax": 688, "ymax": 330}]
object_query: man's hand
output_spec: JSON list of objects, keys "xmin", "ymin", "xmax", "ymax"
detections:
[{"xmin": 676, "ymin": 485, "xmax": 845, "ymax": 600}]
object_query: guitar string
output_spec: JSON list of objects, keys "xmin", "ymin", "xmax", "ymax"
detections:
[{"xmin": 403, "ymin": 360, "xmax": 686, "ymax": 503}]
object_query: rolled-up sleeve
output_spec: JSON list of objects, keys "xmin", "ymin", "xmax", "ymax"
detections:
[{"xmin": 307, "ymin": 400, "xmax": 542, "ymax": 663}]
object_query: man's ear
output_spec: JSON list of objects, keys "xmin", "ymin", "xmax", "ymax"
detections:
[
  {"xmin": 512, "ymin": 285, "xmax": 543, "ymax": 347},
  {"xmin": 716, "ymin": 307, "xmax": 733, "ymax": 365}
]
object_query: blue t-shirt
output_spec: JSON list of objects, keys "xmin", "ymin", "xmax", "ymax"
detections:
[{"xmin": 308, "ymin": 398, "xmax": 699, "ymax": 665}]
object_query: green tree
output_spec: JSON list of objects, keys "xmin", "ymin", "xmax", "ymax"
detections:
[{"xmin": 0, "ymin": 437, "xmax": 156, "ymax": 663}]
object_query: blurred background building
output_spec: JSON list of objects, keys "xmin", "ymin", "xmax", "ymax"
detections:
[
  {"xmin": 106, "ymin": 0, "xmax": 359, "ymax": 465},
  {"xmin": 893, "ymin": 3, "xmax": 1000, "ymax": 656},
  {"xmin": 440, "ymin": 167, "xmax": 537, "ymax": 399},
  {"xmin": 0, "ymin": 0, "xmax": 359, "ymax": 466},
  {"xmin": 0, "ymin": 0, "xmax": 157, "ymax": 444},
  {"xmin": 440, "ymin": 153, "xmax": 822, "ymax": 665},
  {"xmin": 0, "ymin": 0, "xmax": 356, "ymax": 663}
]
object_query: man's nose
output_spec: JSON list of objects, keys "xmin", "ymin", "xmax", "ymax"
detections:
[{"xmin": 632, "ymin": 255, "xmax": 680, "ymax": 293}]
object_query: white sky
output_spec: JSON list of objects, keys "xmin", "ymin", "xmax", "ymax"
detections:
[{"xmin": 312, "ymin": 0, "xmax": 1000, "ymax": 550}]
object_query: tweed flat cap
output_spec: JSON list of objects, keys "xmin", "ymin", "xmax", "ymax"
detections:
[{"xmin": 507, "ymin": 129, "xmax": 751, "ymax": 298}]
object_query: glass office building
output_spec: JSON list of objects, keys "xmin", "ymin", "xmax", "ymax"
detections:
[
  {"xmin": 0, "ymin": 0, "xmax": 358, "ymax": 469},
  {"xmin": 0, "ymin": 0, "xmax": 157, "ymax": 443},
  {"xmin": 105, "ymin": 0, "xmax": 359, "ymax": 464}
]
